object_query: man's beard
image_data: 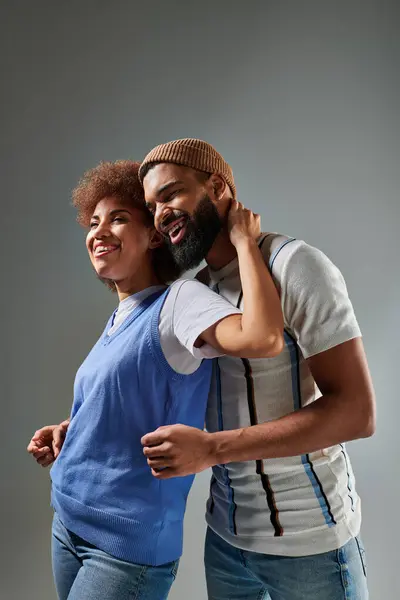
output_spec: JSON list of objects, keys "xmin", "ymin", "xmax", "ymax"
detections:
[{"xmin": 164, "ymin": 194, "xmax": 222, "ymax": 272}]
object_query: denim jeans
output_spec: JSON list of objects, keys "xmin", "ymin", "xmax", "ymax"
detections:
[
  {"xmin": 51, "ymin": 512, "xmax": 179, "ymax": 600},
  {"xmin": 204, "ymin": 527, "xmax": 368, "ymax": 600}
]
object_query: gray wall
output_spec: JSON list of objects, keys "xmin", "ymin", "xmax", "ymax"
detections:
[{"xmin": 1, "ymin": 1, "xmax": 399, "ymax": 598}]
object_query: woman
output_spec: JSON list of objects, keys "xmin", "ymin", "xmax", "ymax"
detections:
[{"xmin": 28, "ymin": 160, "xmax": 283, "ymax": 600}]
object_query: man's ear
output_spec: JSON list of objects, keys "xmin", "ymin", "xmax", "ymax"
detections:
[
  {"xmin": 209, "ymin": 174, "xmax": 227, "ymax": 201},
  {"xmin": 148, "ymin": 228, "xmax": 164, "ymax": 249}
]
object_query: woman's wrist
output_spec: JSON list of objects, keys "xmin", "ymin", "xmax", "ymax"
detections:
[{"xmin": 232, "ymin": 235, "xmax": 258, "ymax": 251}]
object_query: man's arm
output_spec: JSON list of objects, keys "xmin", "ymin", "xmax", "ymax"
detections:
[
  {"xmin": 141, "ymin": 337, "xmax": 375, "ymax": 477},
  {"xmin": 142, "ymin": 242, "xmax": 376, "ymax": 478},
  {"xmin": 203, "ymin": 337, "xmax": 375, "ymax": 463}
]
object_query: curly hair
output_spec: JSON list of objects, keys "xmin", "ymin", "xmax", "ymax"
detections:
[{"xmin": 72, "ymin": 160, "xmax": 181, "ymax": 288}]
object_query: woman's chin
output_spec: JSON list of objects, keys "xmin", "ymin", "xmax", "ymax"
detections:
[{"xmin": 95, "ymin": 266, "xmax": 117, "ymax": 281}]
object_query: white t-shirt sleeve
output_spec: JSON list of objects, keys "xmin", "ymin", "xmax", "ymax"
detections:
[
  {"xmin": 277, "ymin": 242, "xmax": 362, "ymax": 359},
  {"xmin": 158, "ymin": 279, "xmax": 241, "ymax": 375}
]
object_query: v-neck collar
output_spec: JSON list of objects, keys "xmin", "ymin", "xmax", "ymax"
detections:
[{"xmin": 102, "ymin": 288, "xmax": 166, "ymax": 346}]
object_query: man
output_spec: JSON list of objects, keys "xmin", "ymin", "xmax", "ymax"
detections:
[{"xmin": 139, "ymin": 138, "xmax": 375, "ymax": 600}]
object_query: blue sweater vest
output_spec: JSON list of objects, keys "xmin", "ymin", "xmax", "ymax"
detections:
[{"xmin": 51, "ymin": 289, "xmax": 212, "ymax": 565}]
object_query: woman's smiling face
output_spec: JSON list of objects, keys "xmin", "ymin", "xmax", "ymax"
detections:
[{"xmin": 86, "ymin": 196, "xmax": 156, "ymax": 287}]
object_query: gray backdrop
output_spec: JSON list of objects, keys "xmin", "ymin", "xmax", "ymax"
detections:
[{"xmin": 1, "ymin": 1, "xmax": 399, "ymax": 598}]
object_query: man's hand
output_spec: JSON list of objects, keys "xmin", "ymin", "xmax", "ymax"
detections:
[
  {"xmin": 27, "ymin": 419, "xmax": 70, "ymax": 467},
  {"xmin": 141, "ymin": 425, "xmax": 216, "ymax": 479}
]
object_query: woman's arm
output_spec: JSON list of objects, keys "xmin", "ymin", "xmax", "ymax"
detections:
[{"xmin": 198, "ymin": 202, "xmax": 284, "ymax": 358}]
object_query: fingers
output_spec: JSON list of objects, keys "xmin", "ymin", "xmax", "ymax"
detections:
[
  {"xmin": 229, "ymin": 200, "xmax": 258, "ymax": 219},
  {"xmin": 142, "ymin": 442, "xmax": 171, "ymax": 457},
  {"xmin": 151, "ymin": 467, "xmax": 177, "ymax": 480},
  {"xmin": 32, "ymin": 446, "xmax": 51, "ymax": 458},
  {"xmin": 147, "ymin": 456, "xmax": 173, "ymax": 469},
  {"xmin": 29, "ymin": 445, "xmax": 55, "ymax": 467},
  {"xmin": 31, "ymin": 425, "xmax": 56, "ymax": 443},
  {"xmin": 143, "ymin": 441, "xmax": 175, "ymax": 470},
  {"xmin": 37, "ymin": 452, "xmax": 55, "ymax": 467},
  {"xmin": 27, "ymin": 440, "xmax": 37, "ymax": 453},
  {"xmin": 52, "ymin": 430, "xmax": 65, "ymax": 459},
  {"xmin": 229, "ymin": 199, "xmax": 242, "ymax": 212},
  {"xmin": 27, "ymin": 438, "xmax": 48, "ymax": 453},
  {"xmin": 28, "ymin": 422, "xmax": 68, "ymax": 463},
  {"xmin": 143, "ymin": 436, "xmax": 179, "ymax": 469},
  {"xmin": 141, "ymin": 427, "xmax": 170, "ymax": 447},
  {"xmin": 52, "ymin": 420, "xmax": 70, "ymax": 457}
]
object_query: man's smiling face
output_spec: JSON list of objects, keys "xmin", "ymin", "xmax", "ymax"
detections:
[{"xmin": 143, "ymin": 163, "xmax": 223, "ymax": 271}]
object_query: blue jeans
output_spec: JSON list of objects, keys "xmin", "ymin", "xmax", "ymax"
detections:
[
  {"xmin": 204, "ymin": 527, "xmax": 368, "ymax": 600},
  {"xmin": 51, "ymin": 512, "xmax": 179, "ymax": 600}
]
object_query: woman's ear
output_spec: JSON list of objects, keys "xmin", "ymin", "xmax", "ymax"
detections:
[{"xmin": 148, "ymin": 228, "xmax": 164, "ymax": 249}]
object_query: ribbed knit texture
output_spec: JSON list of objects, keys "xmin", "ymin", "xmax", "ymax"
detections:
[
  {"xmin": 50, "ymin": 289, "xmax": 213, "ymax": 566},
  {"xmin": 139, "ymin": 138, "xmax": 236, "ymax": 198}
]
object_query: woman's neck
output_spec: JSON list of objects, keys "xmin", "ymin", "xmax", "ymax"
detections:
[{"xmin": 115, "ymin": 271, "xmax": 162, "ymax": 302}]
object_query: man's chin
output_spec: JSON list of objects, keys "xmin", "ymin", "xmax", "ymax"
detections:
[{"xmin": 168, "ymin": 244, "xmax": 207, "ymax": 272}]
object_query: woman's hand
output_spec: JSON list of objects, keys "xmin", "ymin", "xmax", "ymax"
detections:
[
  {"xmin": 27, "ymin": 418, "xmax": 70, "ymax": 467},
  {"xmin": 27, "ymin": 425, "xmax": 57, "ymax": 467},
  {"xmin": 227, "ymin": 200, "xmax": 261, "ymax": 247}
]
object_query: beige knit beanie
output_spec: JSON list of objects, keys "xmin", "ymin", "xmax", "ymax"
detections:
[{"xmin": 139, "ymin": 138, "xmax": 236, "ymax": 199}]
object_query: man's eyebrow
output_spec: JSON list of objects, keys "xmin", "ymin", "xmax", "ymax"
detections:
[{"xmin": 155, "ymin": 180, "xmax": 184, "ymax": 198}]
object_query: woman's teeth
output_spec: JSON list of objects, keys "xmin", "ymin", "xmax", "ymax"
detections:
[{"xmin": 96, "ymin": 246, "xmax": 118, "ymax": 255}]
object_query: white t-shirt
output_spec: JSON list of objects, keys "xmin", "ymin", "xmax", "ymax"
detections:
[
  {"xmin": 203, "ymin": 233, "xmax": 363, "ymax": 557},
  {"xmin": 108, "ymin": 279, "xmax": 241, "ymax": 374}
]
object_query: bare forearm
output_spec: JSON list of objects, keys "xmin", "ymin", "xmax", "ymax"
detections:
[
  {"xmin": 210, "ymin": 393, "xmax": 375, "ymax": 465},
  {"xmin": 235, "ymin": 237, "xmax": 284, "ymax": 355},
  {"xmin": 204, "ymin": 238, "xmax": 284, "ymax": 357}
]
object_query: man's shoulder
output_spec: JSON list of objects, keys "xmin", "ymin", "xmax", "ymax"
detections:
[
  {"xmin": 193, "ymin": 233, "xmax": 306, "ymax": 286},
  {"xmin": 258, "ymin": 232, "xmax": 307, "ymax": 272},
  {"xmin": 193, "ymin": 233, "xmax": 326, "ymax": 287},
  {"xmin": 259, "ymin": 232, "xmax": 295, "ymax": 263}
]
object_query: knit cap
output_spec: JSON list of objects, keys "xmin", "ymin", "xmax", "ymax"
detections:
[{"xmin": 139, "ymin": 138, "xmax": 236, "ymax": 199}]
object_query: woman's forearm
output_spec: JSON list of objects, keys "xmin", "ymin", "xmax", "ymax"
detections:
[{"xmin": 235, "ymin": 237, "xmax": 284, "ymax": 357}]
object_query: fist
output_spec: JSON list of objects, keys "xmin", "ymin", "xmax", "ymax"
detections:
[
  {"xmin": 141, "ymin": 424, "xmax": 216, "ymax": 479},
  {"xmin": 227, "ymin": 200, "xmax": 261, "ymax": 247}
]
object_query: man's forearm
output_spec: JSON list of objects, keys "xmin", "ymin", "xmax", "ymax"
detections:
[{"xmin": 209, "ymin": 393, "xmax": 375, "ymax": 465}]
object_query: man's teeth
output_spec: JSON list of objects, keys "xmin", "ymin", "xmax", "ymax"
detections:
[{"xmin": 168, "ymin": 222, "xmax": 184, "ymax": 237}]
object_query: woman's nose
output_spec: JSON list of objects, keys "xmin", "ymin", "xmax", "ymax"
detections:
[{"xmin": 94, "ymin": 221, "xmax": 110, "ymax": 238}]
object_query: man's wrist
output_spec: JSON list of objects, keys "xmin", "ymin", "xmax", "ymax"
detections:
[{"xmin": 206, "ymin": 429, "xmax": 244, "ymax": 466}]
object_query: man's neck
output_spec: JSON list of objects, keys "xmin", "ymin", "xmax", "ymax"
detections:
[{"xmin": 205, "ymin": 229, "xmax": 238, "ymax": 271}]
